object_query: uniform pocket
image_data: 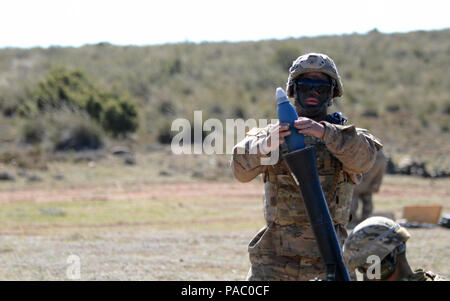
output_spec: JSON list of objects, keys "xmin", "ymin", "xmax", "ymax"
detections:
[{"xmin": 248, "ymin": 226, "xmax": 276, "ymax": 255}]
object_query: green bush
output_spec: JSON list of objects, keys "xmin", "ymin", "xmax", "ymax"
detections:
[
  {"xmin": 101, "ymin": 97, "xmax": 138, "ymax": 137},
  {"xmin": 33, "ymin": 67, "xmax": 139, "ymax": 137},
  {"xmin": 34, "ymin": 67, "xmax": 95, "ymax": 111}
]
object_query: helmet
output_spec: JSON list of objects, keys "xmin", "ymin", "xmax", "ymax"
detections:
[
  {"xmin": 286, "ymin": 53, "xmax": 343, "ymax": 99},
  {"xmin": 342, "ymin": 217, "xmax": 411, "ymax": 272}
]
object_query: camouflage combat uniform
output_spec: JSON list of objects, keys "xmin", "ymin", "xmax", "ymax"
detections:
[
  {"xmin": 343, "ymin": 216, "xmax": 446, "ymax": 281},
  {"xmin": 404, "ymin": 269, "xmax": 445, "ymax": 281},
  {"xmin": 232, "ymin": 120, "xmax": 382, "ymax": 281},
  {"xmin": 351, "ymin": 150, "xmax": 387, "ymax": 222}
]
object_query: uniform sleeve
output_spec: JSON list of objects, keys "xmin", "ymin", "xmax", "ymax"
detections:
[
  {"xmin": 319, "ymin": 121, "xmax": 383, "ymax": 175},
  {"xmin": 230, "ymin": 126, "xmax": 272, "ymax": 183}
]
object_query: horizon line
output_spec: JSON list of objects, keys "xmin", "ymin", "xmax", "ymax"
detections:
[{"xmin": 1, "ymin": 27, "xmax": 449, "ymax": 50}]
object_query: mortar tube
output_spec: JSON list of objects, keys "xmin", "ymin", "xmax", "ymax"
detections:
[{"xmin": 283, "ymin": 146, "xmax": 351, "ymax": 281}]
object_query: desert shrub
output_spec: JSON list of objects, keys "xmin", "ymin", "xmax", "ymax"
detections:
[
  {"xmin": 20, "ymin": 119, "xmax": 46, "ymax": 144},
  {"xmin": 101, "ymin": 97, "xmax": 138, "ymax": 137},
  {"xmin": 17, "ymin": 102, "xmax": 37, "ymax": 117},
  {"xmin": 233, "ymin": 105, "xmax": 247, "ymax": 119},
  {"xmin": 385, "ymin": 103, "xmax": 400, "ymax": 113},
  {"xmin": 0, "ymin": 96, "xmax": 19, "ymax": 117},
  {"xmin": 157, "ymin": 121, "xmax": 174, "ymax": 144},
  {"xmin": 51, "ymin": 112, "xmax": 104, "ymax": 151},
  {"xmin": 159, "ymin": 101, "xmax": 175, "ymax": 116},
  {"xmin": 33, "ymin": 67, "xmax": 139, "ymax": 137},
  {"xmin": 157, "ymin": 129, "xmax": 173, "ymax": 144},
  {"xmin": 54, "ymin": 126, "xmax": 103, "ymax": 151},
  {"xmin": 34, "ymin": 67, "xmax": 95, "ymax": 110},
  {"xmin": 85, "ymin": 95, "xmax": 103, "ymax": 120}
]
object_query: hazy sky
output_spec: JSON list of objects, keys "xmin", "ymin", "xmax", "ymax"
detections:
[{"xmin": 1, "ymin": 0, "xmax": 449, "ymax": 48}]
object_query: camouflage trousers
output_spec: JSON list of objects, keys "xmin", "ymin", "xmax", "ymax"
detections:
[
  {"xmin": 246, "ymin": 254, "xmax": 325, "ymax": 281},
  {"xmin": 351, "ymin": 193, "xmax": 373, "ymax": 223}
]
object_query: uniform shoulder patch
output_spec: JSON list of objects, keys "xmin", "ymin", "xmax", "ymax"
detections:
[{"xmin": 246, "ymin": 127, "xmax": 262, "ymax": 136}]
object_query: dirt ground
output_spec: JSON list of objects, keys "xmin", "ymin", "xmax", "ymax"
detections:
[
  {"xmin": 0, "ymin": 176, "xmax": 449, "ymax": 280},
  {"xmin": 1, "ymin": 179, "xmax": 449, "ymax": 203}
]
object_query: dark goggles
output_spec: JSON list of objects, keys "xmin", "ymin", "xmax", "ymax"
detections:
[{"xmin": 295, "ymin": 80, "xmax": 331, "ymax": 95}]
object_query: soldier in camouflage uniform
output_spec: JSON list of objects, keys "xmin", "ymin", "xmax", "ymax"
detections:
[
  {"xmin": 231, "ymin": 53, "xmax": 383, "ymax": 280},
  {"xmin": 350, "ymin": 149, "xmax": 387, "ymax": 223},
  {"xmin": 343, "ymin": 216, "xmax": 445, "ymax": 281}
]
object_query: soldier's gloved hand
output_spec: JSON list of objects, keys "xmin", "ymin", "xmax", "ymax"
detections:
[
  {"xmin": 261, "ymin": 122, "xmax": 291, "ymax": 153},
  {"xmin": 294, "ymin": 117, "xmax": 325, "ymax": 139}
]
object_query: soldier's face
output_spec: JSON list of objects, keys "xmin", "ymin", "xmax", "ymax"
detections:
[{"xmin": 294, "ymin": 72, "xmax": 332, "ymax": 118}]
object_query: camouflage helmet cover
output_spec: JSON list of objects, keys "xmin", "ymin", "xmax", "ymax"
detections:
[
  {"xmin": 286, "ymin": 52, "xmax": 344, "ymax": 99},
  {"xmin": 342, "ymin": 216, "xmax": 411, "ymax": 271}
]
